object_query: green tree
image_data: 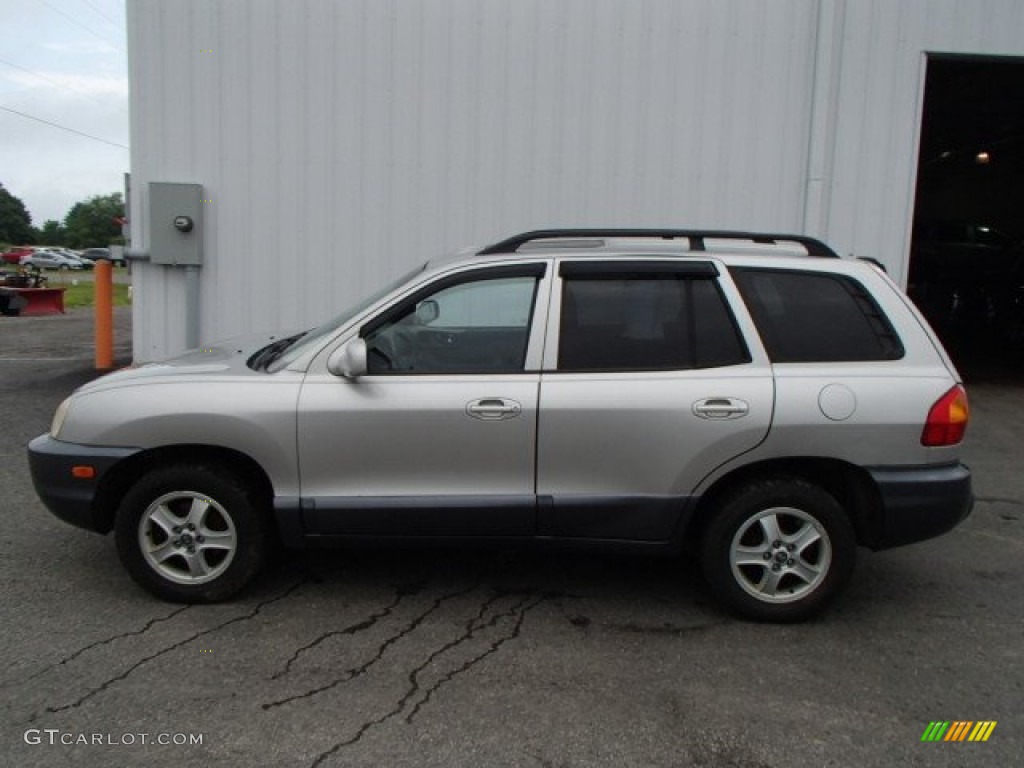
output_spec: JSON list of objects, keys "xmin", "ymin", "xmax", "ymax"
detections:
[
  {"xmin": 63, "ymin": 192, "xmax": 125, "ymax": 249},
  {"xmin": 0, "ymin": 182, "xmax": 34, "ymax": 245},
  {"xmin": 36, "ymin": 219, "xmax": 67, "ymax": 246}
]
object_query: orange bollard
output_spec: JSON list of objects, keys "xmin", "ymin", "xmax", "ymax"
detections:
[{"xmin": 95, "ymin": 259, "xmax": 114, "ymax": 369}]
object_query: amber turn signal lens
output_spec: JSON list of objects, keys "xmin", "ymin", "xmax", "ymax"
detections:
[{"xmin": 921, "ymin": 385, "xmax": 969, "ymax": 447}]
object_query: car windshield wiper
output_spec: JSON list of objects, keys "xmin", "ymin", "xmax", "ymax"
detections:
[{"xmin": 247, "ymin": 332, "xmax": 305, "ymax": 371}]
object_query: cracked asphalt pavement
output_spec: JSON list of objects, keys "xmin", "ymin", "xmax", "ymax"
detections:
[{"xmin": 1, "ymin": 309, "xmax": 1022, "ymax": 767}]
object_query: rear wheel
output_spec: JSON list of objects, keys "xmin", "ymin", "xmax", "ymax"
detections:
[
  {"xmin": 700, "ymin": 477, "xmax": 855, "ymax": 622},
  {"xmin": 114, "ymin": 464, "xmax": 270, "ymax": 602}
]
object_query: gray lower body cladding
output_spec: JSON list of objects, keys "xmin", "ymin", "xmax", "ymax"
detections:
[{"xmin": 865, "ymin": 463, "xmax": 973, "ymax": 549}]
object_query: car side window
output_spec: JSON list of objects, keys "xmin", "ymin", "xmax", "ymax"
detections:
[
  {"xmin": 558, "ymin": 267, "xmax": 749, "ymax": 371},
  {"xmin": 731, "ymin": 267, "xmax": 904, "ymax": 362},
  {"xmin": 364, "ymin": 273, "xmax": 540, "ymax": 374}
]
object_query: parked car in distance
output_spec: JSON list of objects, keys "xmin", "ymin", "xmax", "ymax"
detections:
[
  {"xmin": 28, "ymin": 229, "xmax": 973, "ymax": 622},
  {"xmin": 80, "ymin": 247, "xmax": 126, "ymax": 267},
  {"xmin": 23, "ymin": 250, "xmax": 83, "ymax": 271},
  {"xmin": 55, "ymin": 249, "xmax": 93, "ymax": 269},
  {"xmin": 2, "ymin": 247, "xmax": 33, "ymax": 265}
]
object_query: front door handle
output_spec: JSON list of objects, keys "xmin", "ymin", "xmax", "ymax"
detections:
[
  {"xmin": 692, "ymin": 398, "xmax": 749, "ymax": 420},
  {"xmin": 466, "ymin": 398, "xmax": 522, "ymax": 421}
]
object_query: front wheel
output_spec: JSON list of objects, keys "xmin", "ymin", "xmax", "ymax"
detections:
[
  {"xmin": 114, "ymin": 464, "xmax": 270, "ymax": 602},
  {"xmin": 700, "ymin": 478, "xmax": 856, "ymax": 622}
]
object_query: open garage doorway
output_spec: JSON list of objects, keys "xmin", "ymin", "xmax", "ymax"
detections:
[{"xmin": 910, "ymin": 55, "xmax": 1024, "ymax": 381}]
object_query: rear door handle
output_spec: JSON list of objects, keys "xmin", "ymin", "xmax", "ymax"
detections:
[
  {"xmin": 466, "ymin": 398, "xmax": 522, "ymax": 421},
  {"xmin": 692, "ymin": 398, "xmax": 749, "ymax": 420}
]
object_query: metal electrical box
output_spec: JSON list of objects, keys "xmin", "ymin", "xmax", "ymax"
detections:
[{"xmin": 149, "ymin": 182, "xmax": 203, "ymax": 266}]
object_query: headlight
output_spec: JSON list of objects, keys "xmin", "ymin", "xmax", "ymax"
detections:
[{"xmin": 51, "ymin": 397, "xmax": 72, "ymax": 438}]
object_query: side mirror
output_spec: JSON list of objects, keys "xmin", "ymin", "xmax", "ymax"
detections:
[
  {"xmin": 327, "ymin": 338, "xmax": 367, "ymax": 379},
  {"xmin": 415, "ymin": 299, "xmax": 440, "ymax": 325}
]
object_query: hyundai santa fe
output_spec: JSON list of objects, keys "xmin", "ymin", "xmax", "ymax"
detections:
[{"xmin": 28, "ymin": 229, "xmax": 973, "ymax": 621}]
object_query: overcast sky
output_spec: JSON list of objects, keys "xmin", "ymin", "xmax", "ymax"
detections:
[{"xmin": 0, "ymin": 0, "xmax": 127, "ymax": 227}]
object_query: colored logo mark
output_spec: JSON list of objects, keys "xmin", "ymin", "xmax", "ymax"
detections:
[{"xmin": 921, "ymin": 721, "xmax": 997, "ymax": 742}]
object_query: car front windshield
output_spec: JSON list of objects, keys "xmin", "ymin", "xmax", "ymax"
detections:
[{"xmin": 266, "ymin": 265, "xmax": 425, "ymax": 372}]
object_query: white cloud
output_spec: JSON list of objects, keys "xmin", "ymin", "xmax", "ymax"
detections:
[
  {"xmin": 0, "ymin": 0, "xmax": 128, "ymax": 224},
  {"xmin": 41, "ymin": 40, "xmax": 119, "ymax": 55},
  {"xmin": 4, "ymin": 70, "xmax": 128, "ymax": 99}
]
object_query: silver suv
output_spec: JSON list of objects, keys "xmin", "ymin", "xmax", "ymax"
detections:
[{"xmin": 28, "ymin": 229, "xmax": 973, "ymax": 621}]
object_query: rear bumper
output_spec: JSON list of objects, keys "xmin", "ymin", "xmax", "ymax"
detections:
[
  {"xmin": 867, "ymin": 462, "xmax": 973, "ymax": 550},
  {"xmin": 27, "ymin": 434, "xmax": 139, "ymax": 533}
]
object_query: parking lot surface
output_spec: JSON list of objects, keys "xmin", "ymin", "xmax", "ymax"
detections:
[{"xmin": 1, "ymin": 309, "xmax": 1021, "ymax": 767}]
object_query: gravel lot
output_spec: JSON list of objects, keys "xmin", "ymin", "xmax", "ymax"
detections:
[{"xmin": 0, "ymin": 309, "xmax": 1021, "ymax": 767}]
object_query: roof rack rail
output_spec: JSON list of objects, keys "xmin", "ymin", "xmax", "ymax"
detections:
[
  {"xmin": 477, "ymin": 229, "xmax": 840, "ymax": 258},
  {"xmin": 857, "ymin": 256, "xmax": 887, "ymax": 272}
]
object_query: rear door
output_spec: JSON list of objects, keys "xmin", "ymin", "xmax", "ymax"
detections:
[{"xmin": 536, "ymin": 259, "xmax": 774, "ymax": 541}]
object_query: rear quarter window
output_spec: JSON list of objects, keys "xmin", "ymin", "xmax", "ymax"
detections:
[{"xmin": 730, "ymin": 268, "xmax": 904, "ymax": 362}]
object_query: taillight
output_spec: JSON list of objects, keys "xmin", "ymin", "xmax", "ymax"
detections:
[{"xmin": 921, "ymin": 385, "xmax": 969, "ymax": 446}]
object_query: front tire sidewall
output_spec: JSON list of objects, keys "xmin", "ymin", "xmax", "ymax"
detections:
[
  {"xmin": 701, "ymin": 478, "xmax": 856, "ymax": 622},
  {"xmin": 114, "ymin": 465, "xmax": 268, "ymax": 603}
]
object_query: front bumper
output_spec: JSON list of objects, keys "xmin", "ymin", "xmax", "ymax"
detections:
[
  {"xmin": 867, "ymin": 462, "xmax": 973, "ymax": 550},
  {"xmin": 27, "ymin": 434, "xmax": 140, "ymax": 533}
]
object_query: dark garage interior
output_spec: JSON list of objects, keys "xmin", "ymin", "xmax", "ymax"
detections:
[{"xmin": 910, "ymin": 55, "xmax": 1024, "ymax": 381}]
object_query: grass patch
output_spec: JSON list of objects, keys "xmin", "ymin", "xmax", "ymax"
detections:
[{"xmin": 59, "ymin": 282, "xmax": 132, "ymax": 309}]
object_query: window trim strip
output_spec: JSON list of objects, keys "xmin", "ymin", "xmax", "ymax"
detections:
[{"xmin": 558, "ymin": 260, "xmax": 719, "ymax": 279}]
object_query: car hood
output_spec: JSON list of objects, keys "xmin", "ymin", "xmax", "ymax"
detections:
[{"xmin": 75, "ymin": 330, "xmax": 300, "ymax": 393}]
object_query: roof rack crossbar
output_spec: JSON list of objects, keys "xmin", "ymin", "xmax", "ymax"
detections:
[{"xmin": 477, "ymin": 229, "xmax": 840, "ymax": 258}]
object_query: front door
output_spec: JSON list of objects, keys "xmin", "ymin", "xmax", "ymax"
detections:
[{"xmin": 297, "ymin": 262, "xmax": 550, "ymax": 537}]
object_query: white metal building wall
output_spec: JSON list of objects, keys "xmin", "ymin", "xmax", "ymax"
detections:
[
  {"xmin": 820, "ymin": 0, "xmax": 1024, "ymax": 287},
  {"xmin": 127, "ymin": 0, "xmax": 1024, "ymax": 361}
]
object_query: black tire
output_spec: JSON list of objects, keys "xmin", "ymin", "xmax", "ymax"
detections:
[
  {"xmin": 114, "ymin": 464, "xmax": 270, "ymax": 602},
  {"xmin": 700, "ymin": 477, "xmax": 856, "ymax": 622}
]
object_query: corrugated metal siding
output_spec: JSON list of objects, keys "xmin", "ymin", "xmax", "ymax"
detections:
[
  {"xmin": 823, "ymin": 0, "xmax": 1024, "ymax": 284},
  {"xmin": 128, "ymin": 0, "xmax": 819, "ymax": 360},
  {"xmin": 128, "ymin": 0, "xmax": 1024, "ymax": 360}
]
